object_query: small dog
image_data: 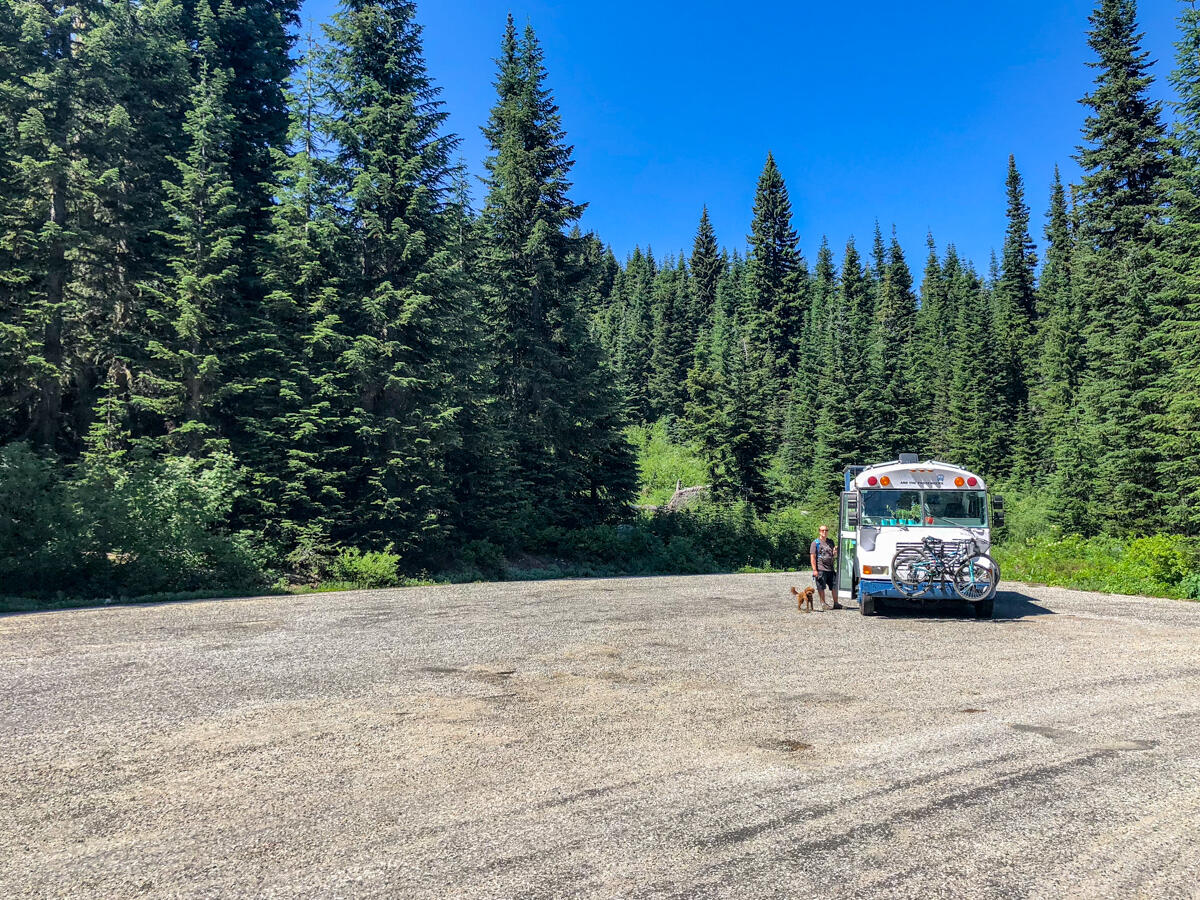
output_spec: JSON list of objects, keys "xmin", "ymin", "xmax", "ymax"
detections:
[{"xmin": 790, "ymin": 585, "xmax": 817, "ymax": 612}]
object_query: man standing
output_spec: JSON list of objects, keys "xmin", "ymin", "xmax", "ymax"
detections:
[{"xmin": 810, "ymin": 525, "xmax": 842, "ymax": 610}]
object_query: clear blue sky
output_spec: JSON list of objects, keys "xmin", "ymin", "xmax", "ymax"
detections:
[{"xmin": 300, "ymin": 0, "xmax": 1184, "ymax": 272}]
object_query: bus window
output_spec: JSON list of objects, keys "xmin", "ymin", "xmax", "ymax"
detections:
[
  {"xmin": 861, "ymin": 490, "xmax": 922, "ymax": 524},
  {"xmin": 924, "ymin": 491, "xmax": 988, "ymax": 527}
]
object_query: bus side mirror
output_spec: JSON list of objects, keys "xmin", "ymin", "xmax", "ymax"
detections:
[
  {"xmin": 847, "ymin": 493, "xmax": 859, "ymax": 528},
  {"xmin": 993, "ymin": 495, "xmax": 1005, "ymax": 527}
]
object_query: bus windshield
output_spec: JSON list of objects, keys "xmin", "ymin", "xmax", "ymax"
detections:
[{"xmin": 860, "ymin": 490, "xmax": 988, "ymax": 527}]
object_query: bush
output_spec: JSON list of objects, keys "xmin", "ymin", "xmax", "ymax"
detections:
[
  {"xmin": 2, "ymin": 446, "xmax": 267, "ymax": 599},
  {"xmin": 994, "ymin": 491, "xmax": 1056, "ymax": 546},
  {"xmin": 329, "ymin": 547, "xmax": 401, "ymax": 588},
  {"xmin": 71, "ymin": 451, "xmax": 266, "ymax": 597},
  {"xmin": 994, "ymin": 532, "xmax": 1200, "ymax": 600},
  {"xmin": 456, "ymin": 539, "xmax": 506, "ymax": 581},
  {"xmin": 0, "ymin": 443, "xmax": 74, "ymax": 589},
  {"xmin": 1179, "ymin": 573, "xmax": 1200, "ymax": 601}
]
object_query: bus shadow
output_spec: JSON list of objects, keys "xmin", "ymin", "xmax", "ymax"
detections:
[
  {"xmin": 993, "ymin": 588, "xmax": 1055, "ymax": 619},
  {"xmin": 871, "ymin": 588, "xmax": 1053, "ymax": 621}
]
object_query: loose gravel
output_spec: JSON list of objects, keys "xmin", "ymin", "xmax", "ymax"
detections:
[{"xmin": 2, "ymin": 576, "xmax": 1199, "ymax": 899}]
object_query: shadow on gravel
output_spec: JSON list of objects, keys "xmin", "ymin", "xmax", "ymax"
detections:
[
  {"xmin": 993, "ymin": 589, "xmax": 1055, "ymax": 619},
  {"xmin": 870, "ymin": 589, "xmax": 1053, "ymax": 621}
]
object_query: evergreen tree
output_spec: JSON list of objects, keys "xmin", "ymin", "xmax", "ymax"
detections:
[
  {"xmin": 810, "ymin": 239, "xmax": 871, "ymax": 494},
  {"xmin": 719, "ymin": 328, "xmax": 772, "ymax": 510},
  {"xmin": 1034, "ymin": 168, "xmax": 1086, "ymax": 501},
  {"xmin": 181, "ymin": 0, "xmax": 300, "ymax": 253},
  {"xmin": 321, "ymin": 0, "xmax": 469, "ymax": 555},
  {"xmin": 252, "ymin": 34, "xmax": 353, "ymax": 554},
  {"xmin": 777, "ymin": 237, "xmax": 835, "ymax": 499},
  {"xmin": 1151, "ymin": 0, "xmax": 1200, "ymax": 533},
  {"xmin": 441, "ymin": 166, "xmax": 518, "ymax": 543},
  {"xmin": 744, "ymin": 153, "xmax": 806, "ymax": 424},
  {"xmin": 612, "ymin": 247, "xmax": 656, "ymax": 421},
  {"xmin": 1074, "ymin": 0, "xmax": 1168, "ymax": 532},
  {"xmin": 648, "ymin": 255, "xmax": 690, "ymax": 423},
  {"xmin": 480, "ymin": 17, "xmax": 635, "ymax": 523},
  {"xmin": 993, "ymin": 155, "xmax": 1039, "ymax": 481},
  {"xmin": 690, "ymin": 205, "xmax": 722, "ymax": 341},
  {"xmin": 945, "ymin": 266, "xmax": 1005, "ymax": 472},
  {"xmin": 867, "ymin": 231, "xmax": 918, "ymax": 458},
  {"xmin": 913, "ymin": 233, "xmax": 953, "ymax": 456},
  {"xmin": 133, "ymin": 2, "xmax": 243, "ymax": 456}
]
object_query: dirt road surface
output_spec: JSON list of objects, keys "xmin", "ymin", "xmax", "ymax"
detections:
[{"xmin": 3, "ymin": 576, "xmax": 1199, "ymax": 899}]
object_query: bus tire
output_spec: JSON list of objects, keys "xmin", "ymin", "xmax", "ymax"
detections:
[
  {"xmin": 861, "ymin": 594, "xmax": 877, "ymax": 616},
  {"xmin": 973, "ymin": 598, "xmax": 994, "ymax": 620}
]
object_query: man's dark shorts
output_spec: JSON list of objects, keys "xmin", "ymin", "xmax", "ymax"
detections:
[{"xmin": 814, "ymin": 570, "xmax": 836, "ymax": 591}]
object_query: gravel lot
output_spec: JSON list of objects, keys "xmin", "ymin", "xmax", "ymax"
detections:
[{"xmin": 2, "ymin": 575, "xmax": 1199, "ymax": 899}]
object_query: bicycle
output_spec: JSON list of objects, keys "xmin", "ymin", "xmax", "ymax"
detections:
[{"xmin": 890, "ymin": 535, "xmax": 999, "ymax": 604}]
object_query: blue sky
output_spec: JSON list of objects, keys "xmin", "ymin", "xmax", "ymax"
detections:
[{"xmin": 300, "ymin": 0, "xmax": 1184, "ymax": 272}]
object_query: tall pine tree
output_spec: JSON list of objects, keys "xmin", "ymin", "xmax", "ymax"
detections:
[
  {"xmin": 1073, "ymin": 0, "xmax": 1168, "ymax": 532},
  {"xmin": 480, "ymin": 17, "xmax": 635, "ymax": 524},
  {"xmin": 321, "ymin": 0, "xmax": 469, "ymax": 556}
]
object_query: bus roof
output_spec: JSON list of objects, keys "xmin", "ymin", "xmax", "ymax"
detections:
[{"xmin": 851, "ymin": 459, "xmax": 986, "ymax": 492}]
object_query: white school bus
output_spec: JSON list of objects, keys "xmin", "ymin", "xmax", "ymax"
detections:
[{"xmin": 837, "ymin": 454, "xmax": 1004, "ymax": 618}]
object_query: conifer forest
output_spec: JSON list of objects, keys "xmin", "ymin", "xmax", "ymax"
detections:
[{"xmin": 4, "ymin": 0, "xmax": 1200, "ymax": 600}]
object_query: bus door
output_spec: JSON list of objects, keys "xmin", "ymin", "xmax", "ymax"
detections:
[{"xmin": 837, "ymin": 491, "xmax": 856, "ymax": 594}]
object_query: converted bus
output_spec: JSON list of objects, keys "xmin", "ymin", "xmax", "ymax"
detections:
[{"xmin": 836, "ymin": 454, "xmax": 1004, "ymax": 618}]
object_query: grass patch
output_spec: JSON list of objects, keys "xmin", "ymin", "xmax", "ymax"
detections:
[{"xmin": 625, "ymin": 421, "xmax": 709, "ymax": 505}]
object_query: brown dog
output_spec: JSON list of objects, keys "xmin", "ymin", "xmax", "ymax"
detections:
[{"xmin": 790, "ymin": 585, "xmax": 817, "ymax": 612}]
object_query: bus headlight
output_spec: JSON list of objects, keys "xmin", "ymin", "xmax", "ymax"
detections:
[{"xmin": 862, "ymin": 565, "xmax": 889, "ymax": 576}]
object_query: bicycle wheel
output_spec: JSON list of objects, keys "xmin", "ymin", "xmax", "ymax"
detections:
[
  {"xmin": 891, "ymin": 549, "xmax": 936, "ymax": 597},
  {"xmin": 953, "ymin": 553, "xmax": 999, "ymax": 602}
]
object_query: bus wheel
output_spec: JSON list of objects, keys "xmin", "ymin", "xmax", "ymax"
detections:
[
  {"xmin": 861, "ymin": 595, "xmax": 877, "ymax": 616},
  {"xmin": 973, "ymin": 598, "xmax": 994, "ymax": 620}
]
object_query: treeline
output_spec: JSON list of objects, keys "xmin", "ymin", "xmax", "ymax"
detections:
[
  {"xmin": 0, "ymin": 1, "xmax": 634, "ymax": 594},
  {"xmin": 3, "ymin": 0, "xmax": 1200, "ymax": 598},
  {"xmin": 596, "ymin": 0, "xmax": 1200, "ymax": 539}
]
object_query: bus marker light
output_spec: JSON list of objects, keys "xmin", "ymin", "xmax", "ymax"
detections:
[
  {"xmin": 954, "ymin": 476, "xmax": 965, "ymax": 487},
  {"xmin": 967, "ymin": 477, "xmax": 978, "ymax": 487},
  {"xmin": 880, "ymin": 476, "xmax": 891, "ymax": 486},
  {"xmin": 867, "ymin": 475, "xmax": 878, "ymax": 486}
]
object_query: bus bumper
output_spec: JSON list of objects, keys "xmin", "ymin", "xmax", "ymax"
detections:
[{"xmin": 858, "ymin": 578, "xmax": 961, "ymax": 602}]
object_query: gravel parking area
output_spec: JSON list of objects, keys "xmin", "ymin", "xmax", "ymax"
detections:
[{"xmin": 2, "ymin": 575, "xmax": 1199, "ymax": 899}]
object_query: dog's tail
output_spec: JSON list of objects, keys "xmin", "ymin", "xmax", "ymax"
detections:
[{"xmin": 789, "ymin": 586, "xmax": 800, "ymax": 596}]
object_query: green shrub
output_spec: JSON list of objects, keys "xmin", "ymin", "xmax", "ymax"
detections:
[
  {"xmin": 1179, "ymin": 573, "xmax": 1200, "ymax": 601},
  {"xmin": 1118, "ymin": 535, "xmax": 1196, "ymax": 587},
  {"xmin": 661, "ymin": 536, "xmax": 717, "ymax": 574},
  {"xmin": 995, "ymin": 491, "xmax": 1056, "ymax": 545},
  {"xmin": 0, "ymin": 443, "xmax": 75, "ymax": 590},
  {"xmin": 329, "ymin": 547, "xmax": 401, "ymax": 588},
  {"xmin": 457, "ymin": 539, "xmax": 506, "ymax": 580},
  {"xmin": 2, "ymin": 446, "xmax": 266, "ymax": 599},
  {"xmin": 995, "ymin": 532, "xmax": 1200, "ymax": 600},
  {"xmin": 70, "ymin": 451, "xmax": 265, "ymax": 597}
]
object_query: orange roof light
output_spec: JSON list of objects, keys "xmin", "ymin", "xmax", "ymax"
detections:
[
  {"xmin": 880, "ymin": 475, "xmax": 891, "ymax": 487},
  {"xmin": 954, "ymin": 476, "xmax": 965, "ymax": 487}
]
